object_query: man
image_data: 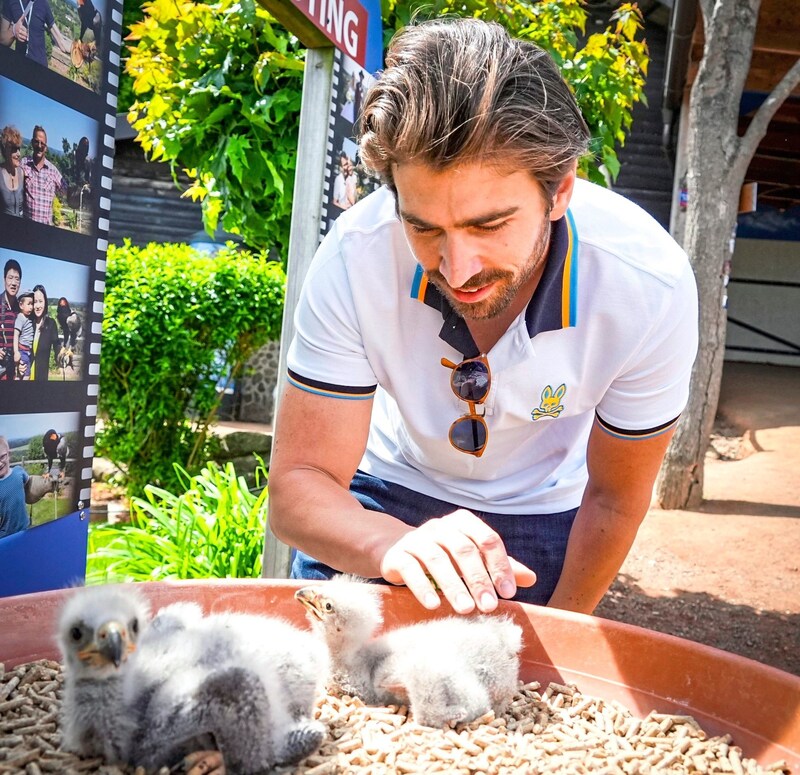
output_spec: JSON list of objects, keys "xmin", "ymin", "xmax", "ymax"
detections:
[
  {"xmin": 0, "ymin": 436, "xmax": 30, "ymax": 540},
  {"xmin": 268, "ymin": 19, "xmax": 698, "ymax": 617},
  {"xmin": 0, "ymin": 0, "xmax": 72, "ymax": 67},
  {"xmin": 332, "ymin": 152, "xmax": 356, "ymax": 210},
  {"xmin": 21, "ymin": 125, "xmax": 64, "ymax": 226},
  {"xmin": 0, "ymin": 258, "xmax": 21, "ymax": 380}
]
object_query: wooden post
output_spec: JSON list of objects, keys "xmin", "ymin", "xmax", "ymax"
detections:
[{"xmin": 261, "ymin": 46, "xmax": 335, "ymax": 580}]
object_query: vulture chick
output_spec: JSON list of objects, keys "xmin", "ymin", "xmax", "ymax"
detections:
[
  {"xmin": 296, "ymin": 575, "xmax": 523, "ymax": 727},
  {"xmin": 296, "ymin": 575, "xmax": 392, "ymax": 702},
  {"xmin": 57, "ymin": 584, "xmax": 149, "ymax": 763},
  {"xmin": 124, "ymin": 602, "xmax": 330, "ymax": 774}
]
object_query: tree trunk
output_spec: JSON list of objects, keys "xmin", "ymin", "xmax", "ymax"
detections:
[
  {"xmin": 656, "ymin": 0, "xmax": 800, "ymax": 509},
  {"xmin": 655, "ymin": 0, "xmax": 760, "ymax": 509}
]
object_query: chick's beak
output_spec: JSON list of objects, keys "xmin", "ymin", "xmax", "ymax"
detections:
[
  {"xmin": 295, "ymin": 588, "xmax": 324, "ymax": 621},
  {"xmin": 96, "ymin": 621, "xmax": 126, "ymax": 667}
]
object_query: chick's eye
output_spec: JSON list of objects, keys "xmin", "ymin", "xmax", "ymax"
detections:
[
  {"xmin": 324, "ymin": 602, "xmax": 334, "ymax": 613},
  {"xmin": 70, "ymin": 626, "xmax": 82, "ymax": 642},
  {"xmin": 131, "ymin": 618, "xmax": 139, "ymax": 635}
]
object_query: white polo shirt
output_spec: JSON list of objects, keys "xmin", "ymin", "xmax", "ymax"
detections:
[{"xmin": 287, "ymin": 178, "xmax": 698, "ymax": 514}]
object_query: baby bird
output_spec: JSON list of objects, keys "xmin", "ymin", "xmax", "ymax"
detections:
[
  {"xmin": 124, "ymin": 601, "xmax": 330, "ymax": 774},
  {"xmin": 57, "ymin": 584, "xmax": 149, "ymax": 763},
  {"xmin": 295, "ymin": 576, "xmax": 523, "ymax": 727}
]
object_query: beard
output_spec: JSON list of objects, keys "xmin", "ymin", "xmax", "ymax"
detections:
[{"xmin": 425, "ymin": 221, "xmax": 551, "ymax": 321}]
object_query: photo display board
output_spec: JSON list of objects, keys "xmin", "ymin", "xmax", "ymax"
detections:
[
  {"xmin": 320, "ymin": 48, "xmax": 381, "ymax": 238},
  {"xmin": 0, "ymin": 0, "xmax": 124, "ymax": 596}
]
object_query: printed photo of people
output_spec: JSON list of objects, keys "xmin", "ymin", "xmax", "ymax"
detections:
[
  {"xmin": 0, "ymin": 0, "xmax": 107, "ymax": 94},
  {"xmin": 0, "ymin": 246, "xmax": 88, "ymax": 382},
  {"xmin": 0, "ymin": 76, "xmax": 98, "ymax": 234},
  {"xmin": 323, "ymin": 55, "xmax": 382, "ymax": 235},
  {"xmin": 0, "ymin": 410, "xmax": 79, "ymax": 540},
  {"xmin": 339, "ymin": 53, "xmax": 374, "ymax": 127}
]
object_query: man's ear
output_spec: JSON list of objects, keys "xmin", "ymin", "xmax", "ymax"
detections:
[{"xmin": 549, "ymin": 164, "xmax": 577, "ymax": 222}]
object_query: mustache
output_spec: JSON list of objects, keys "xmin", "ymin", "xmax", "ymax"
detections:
[{"xmin": 426, "ymin": 268, "xmax": 512, "ymax": 291}]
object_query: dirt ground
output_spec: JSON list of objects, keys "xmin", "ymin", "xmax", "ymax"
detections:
[{"xmin": 594, "ymin": 361, "xmax": 800, "ymax": 677}]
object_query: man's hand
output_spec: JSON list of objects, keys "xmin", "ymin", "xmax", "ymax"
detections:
[
  {"xmin": 13, "ymin": 15, "xmax": 29, "ymax": 43},
  {"xmin": 380, "ymin": 509, "xmax": 536, "ymax": 614}
]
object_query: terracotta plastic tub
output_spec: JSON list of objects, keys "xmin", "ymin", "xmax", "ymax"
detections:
[{"xmin": 1, "ymin": 579, "xmax": 798, "ymax": 769}]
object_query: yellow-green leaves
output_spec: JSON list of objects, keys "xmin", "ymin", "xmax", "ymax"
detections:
[{"xmin": 125, "ymin": 0, "xmax": 304, "ymax": 253}]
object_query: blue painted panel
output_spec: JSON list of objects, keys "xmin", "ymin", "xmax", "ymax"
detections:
[{"xmin": 0, "ymin": 510, "xmax": 88, "ymax": 598}]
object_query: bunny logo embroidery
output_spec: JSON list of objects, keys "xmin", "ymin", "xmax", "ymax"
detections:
[{"xmin": 532, "ymin": 384, "xmax": 567, "ymax": 420}]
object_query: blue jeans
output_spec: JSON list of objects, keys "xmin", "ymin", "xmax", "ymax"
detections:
[{"xmin": 290, "ymin": 470, "xmax": 578, "ymax": 606}]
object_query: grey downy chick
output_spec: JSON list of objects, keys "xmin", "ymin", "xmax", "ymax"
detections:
[
  {"xmin": 124, "ymin": 601, "xmax": 330, "ymax": 774},
  {"xmin": 295, "ymin": 575, "xmax": 393, "ymax": 703},
  {"xmin": 57, "ymin": 584, "xmax": 149, "ymax": 763},
  {"xmin": 376, "ymin": 614, "xmax": 523, "ymax": 727},
  {"xmin": 296, "ymin": 575, "xmax": 523, "ymax": 728}
]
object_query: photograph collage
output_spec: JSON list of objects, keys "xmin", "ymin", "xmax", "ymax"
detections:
[
  {"xmin": 322, "ymin": 50, "xmax": 382, "ymax": 236},
  {"xmin": 0, "ymin": 0, "xmax": 120, "ymax": 550}
]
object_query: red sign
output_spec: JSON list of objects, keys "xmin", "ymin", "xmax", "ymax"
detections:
[{"xmin": 292, "ymin": 0, "xmax": 368, "ymax": 67}]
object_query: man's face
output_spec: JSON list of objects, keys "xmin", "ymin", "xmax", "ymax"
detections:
[
  {"xmin": 19, "ymin": 296, "xmax": 33, "ymax": 315},
  {"xmin": 0, "ymin": 442, "xmax": 10, "ymax": 480},
  {"xmin": 393, "ymin": 160, "xmax": 573, "ymax": 321},
  {"xmin": 4, "ymin": 268, "xmax": 21, "ymax": 298},
  {"xmin": 32, "ymin": 131, "xmax": 48, "ymax": 163}
]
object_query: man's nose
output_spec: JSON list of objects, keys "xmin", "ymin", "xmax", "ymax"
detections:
[{"xmin": 439, "ymin": 233, "xmax": 483, "ymax": 289}]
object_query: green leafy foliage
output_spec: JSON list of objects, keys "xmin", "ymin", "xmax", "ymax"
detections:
[
  {"xmin": 98, "ymin": 241, "xmax": 285, "ymax": 499},
  {"xmin": 86, "ymin": 461, "xmax": 268, "ymax": 583},
  {"xmin": 124, "ymin": 0, "xmax": 646, "ymax": 252},
  {"xmin": 125, "ymin": 0, "xmax": 305, "ymax": 253}
]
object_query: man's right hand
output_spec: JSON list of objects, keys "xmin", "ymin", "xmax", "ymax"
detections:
[{"xmin": 379, "ymin": 509, "xmax": 537, "ymax": 615}]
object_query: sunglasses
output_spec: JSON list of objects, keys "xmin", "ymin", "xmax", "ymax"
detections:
[{"xmin": 441, "ymin": 354, "xmax": 491, "ymax": 457}]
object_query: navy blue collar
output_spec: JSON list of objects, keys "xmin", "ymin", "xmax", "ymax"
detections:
[{"xmin": 410, "ymin": 210, "xmax": 578, "ymax": 358}]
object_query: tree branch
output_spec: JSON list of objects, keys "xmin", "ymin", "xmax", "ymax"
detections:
[{"xmin": 736, "ymin": 57, "xmax": 800, "ymax": 178}]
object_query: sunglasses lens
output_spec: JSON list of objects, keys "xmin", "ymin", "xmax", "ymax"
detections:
[
  {"xmin": 450, "ymin": 417, "xmax": 487, "ymax": 454},
  {"xmin": 451, "ymin": 360, "xmax": 490, "ymax": 402}
]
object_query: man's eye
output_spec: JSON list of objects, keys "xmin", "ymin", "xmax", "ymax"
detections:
[
  {"xmin": 476, "ymin": 222, "xmax": 506, "ymax": 233},
  {"xmin": 407, "ymin": 223, "xmax": 438, "ymax": 235}
]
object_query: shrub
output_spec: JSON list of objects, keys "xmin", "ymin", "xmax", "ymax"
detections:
[
  {"xmin": 86, "ymin": 460, "xmax": 268, "ymax": 583},
  {"xmin": 97, "ymin": 241, "xmax": 285, "ymax": 498}
]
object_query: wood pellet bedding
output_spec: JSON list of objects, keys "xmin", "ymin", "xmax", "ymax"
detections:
[{"xmin": 0, "ymin": 659, "xmax": 791, "ymax": 775}]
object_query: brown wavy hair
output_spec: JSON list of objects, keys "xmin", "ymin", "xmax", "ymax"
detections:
[{"xmin": 359, "ymin": 18, "xmax": 590, "ymax": 203}]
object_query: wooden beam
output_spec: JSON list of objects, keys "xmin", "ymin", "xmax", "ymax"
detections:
[
  {"xmin": 753, "ymin": 0, "xmax": 800, "ymax": 56},
  {"xmin": 744, "ymin": 152, "xmax": 800, "ymax": 185},
  {"xmin": 257, "ymin": 0, "xmax": 331, "ymax": 49}
]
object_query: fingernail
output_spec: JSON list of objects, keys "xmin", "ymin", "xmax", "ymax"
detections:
[
  {"xmin": 455, "ymin": 593, "xmax": 474, "ymax": 612},
  {"xmin": 479, "ymin": 592, "xmax": 497, "ymax": 611},
  {"xmin": 498, "ymin": 580, "xmax": 515, "ymax": 598},
  {"xmin": 423, "ymin": 592, "xmax": 440, "ymax": 609}
]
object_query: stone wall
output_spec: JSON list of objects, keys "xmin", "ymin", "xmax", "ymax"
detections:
[{"xmin": 238, "ymin": 340, "xmax": 281, "ymax": 424}]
